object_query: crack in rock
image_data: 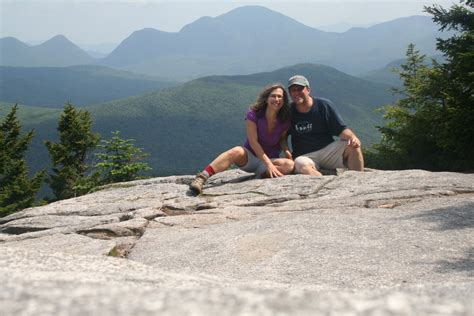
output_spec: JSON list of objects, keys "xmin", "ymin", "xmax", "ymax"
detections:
[
  {"xmin": 77, "ymin": 217, "xmax": 149, "ymax": 238},
  {"xmin": 0, "ymin": 226, "xmax": 50, "ymax": 235},
  {"xmin": 364, "ymin": 191, "xmax": 474, "ymax": 209},
  {"xmin": 119, "ymin": 212, "xmax": 135, "ymax": 221},
  {"xmin": 365, "ymin": 197, "xmax": 423, "ymax": 209},
  {"xmin": 239, "ymin": 196, "xmax": 299, "ymax": 207},
  {"xmin": 196, "ymin": 203, "xmax": 218, "ymax": 211},
  {"xmin": 161, "ymin": 206, "xmax": 194, "ymax": 216},
  {"xmin": 297, "ymin": 177, "xmax": 340, "ymax": 198},
  {"xmin": 77, "ymin": 227, "xmax": 144, "ymax": 239}
]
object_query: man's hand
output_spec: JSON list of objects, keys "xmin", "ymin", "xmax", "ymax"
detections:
[
  {"xmin": 340, "ymin": 129, "xmax": 361, "ymax": 148},
  {"xmin": 347, "ymin": 136, "xmax": 361, "ymax": 148}
]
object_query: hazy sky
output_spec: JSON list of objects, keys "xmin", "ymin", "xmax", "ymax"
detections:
[{"xmin": 1, "ymin": 0, "xmax": 454, "ymax": 46}]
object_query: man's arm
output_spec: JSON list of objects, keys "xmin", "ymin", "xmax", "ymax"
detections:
[{"xmin": 339, "ymin": 128, "xmax": 361, "ymax": 148}]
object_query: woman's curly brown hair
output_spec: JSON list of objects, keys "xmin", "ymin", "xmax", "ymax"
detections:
[{"xmin": 250, "ymin": 83, "xmax": 290, "ymax": 123}]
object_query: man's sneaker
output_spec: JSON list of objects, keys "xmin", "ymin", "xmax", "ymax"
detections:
[{"xmin": 189, "ymin": 172, "xmax": 209, "ymax": 194}]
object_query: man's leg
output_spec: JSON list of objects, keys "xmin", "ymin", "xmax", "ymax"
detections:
[
  {"xmin": 310, "ymin": 141, "xmax": 347, "ymax": 172},
  {"xmin": 294, "ymin": 156, "xmax": 323, "ymax": 176},
  {"xmin": 343, "ymin": 145, "xmax": 364, "ymax": 171}
]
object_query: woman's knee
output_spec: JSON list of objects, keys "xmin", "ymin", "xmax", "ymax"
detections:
[
  {"xmin": 226, "ymin": 146, "xmax": 247, "ymax": 164},
  {"xmin": 283, "ymin": 159, "xmax": 294, "ymax": 169},
  {"xmin": 274, "ymin": 158, "xmax": 294, "ymax": 173}
]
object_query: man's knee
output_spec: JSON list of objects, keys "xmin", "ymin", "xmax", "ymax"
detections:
[
  {"xmin": 343, "ymin": 145, "xmax": 363, "ymax": 159},
  {"xmin": 343, "ymin": 146, "xmax": 364, "ymax": 171},
  {"xmin": 294, "ymin": 156, "xmax": 316, "ymax": 174}
]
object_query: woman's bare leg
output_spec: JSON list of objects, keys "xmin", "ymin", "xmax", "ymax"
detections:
[
  {"xmin": 259, "ymin": 158, "xmax": 294, "ymax": 178},
  {"xmin": 209, "ymin": 146, "xmax": 248, "ymax": 173}
]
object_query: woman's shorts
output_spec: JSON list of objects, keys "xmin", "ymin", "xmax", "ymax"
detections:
[{"xmin": 239, "ymin": 147, "xmax": 273, "ymax": 178}]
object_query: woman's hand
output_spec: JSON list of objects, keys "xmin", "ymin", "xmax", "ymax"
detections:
[{"xmin": 266, "ymin": 162, "xmax": 284, "ymax": 178}]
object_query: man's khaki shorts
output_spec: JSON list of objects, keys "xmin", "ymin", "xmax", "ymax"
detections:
[{"xmin": 294, "ymin": 140, "xmax": 347, "ymax": 173}]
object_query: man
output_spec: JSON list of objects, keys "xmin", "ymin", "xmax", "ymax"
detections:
[{"xmin": 287, "ymin": 75, "xmax": 364, "ymax": 176}]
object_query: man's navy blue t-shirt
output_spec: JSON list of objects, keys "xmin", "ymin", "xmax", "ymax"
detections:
[{"xmin": 289, "ymin": 97, "xmax": 347, "ymax": 158}]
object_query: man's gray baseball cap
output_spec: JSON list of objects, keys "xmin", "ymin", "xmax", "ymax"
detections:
[{"xmin": 288, "ymin": 75, "xmax": 310, "ymax": 88}]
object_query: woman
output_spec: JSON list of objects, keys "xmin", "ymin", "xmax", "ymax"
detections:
[{"xmin": 189, "ymin": 83, "xmax": 294, "ymax": 194}]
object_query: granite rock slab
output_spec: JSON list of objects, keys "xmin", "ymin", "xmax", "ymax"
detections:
[{"xmin": 1, "ymin": 169, "xmax": 473, "ymax": 315}]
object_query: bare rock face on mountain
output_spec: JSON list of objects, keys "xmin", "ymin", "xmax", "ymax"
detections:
[{"xmin": 1, "ymin": 169, "xmax": 473, "ymax": 315}]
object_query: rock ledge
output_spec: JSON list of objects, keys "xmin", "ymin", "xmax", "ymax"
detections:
[{"xmin": 1, "ymin": 169, "xmax": 473, "ymax": 315}]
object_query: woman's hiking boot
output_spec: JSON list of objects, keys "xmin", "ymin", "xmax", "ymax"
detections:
[{"xmin": 189, "ymin": 172, "xmax": 209, "ymax": 194}]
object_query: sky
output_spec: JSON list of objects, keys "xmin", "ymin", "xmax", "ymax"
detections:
[{"xmin": 1, "ymin": 0, "xmax": 454, "ymax": 50}]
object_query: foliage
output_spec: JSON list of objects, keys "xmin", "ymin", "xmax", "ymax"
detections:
[
  {"xmin": 424, "ymin": 0, "xmax": 474, "ymax": 170},
  {"xmin": 94, "ymin": 131, "xmax": 151, "ymax": 185},
  {"xmin": 367, "ymin": 1, "xmax": 474, "ymax": 171},
  {"xmin": 45, "ymin": 103, "xmax": 100, "ymax": 200},
  {"xmin": 0, "ymin": 105, "xmax": 44, "ymax": 216}
]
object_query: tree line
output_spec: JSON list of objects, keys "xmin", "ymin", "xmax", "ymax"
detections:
[{"xmin": 0, "ymin": 103, "xmax": 151, "ymax": 216}]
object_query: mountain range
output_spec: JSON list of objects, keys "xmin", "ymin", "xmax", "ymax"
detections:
[
  {"xmin": 0, "ymin": 35, "xmax": 95, "ymax": 67},
  {"xmin": 1, "ymin": 6, "xmax": 450, "ymax": 81},
  {"xmin": 101, "ymin": 6, "xmax": 447, "ymax": 79},
  {"xmin": 0, "ymin": 65, "xmax": 176, "ymax": 107}
]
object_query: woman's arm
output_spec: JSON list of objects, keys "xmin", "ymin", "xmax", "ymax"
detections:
[
  {"xmin": 279, "ymin": 130, "xmax": 292, "ymax": 160},
  {"xmin": 246, "ymin": 120, "xmax": 283, "ymax": 177}
]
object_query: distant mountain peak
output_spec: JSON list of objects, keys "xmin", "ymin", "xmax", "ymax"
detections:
[
  {"xmin": 221, "ymin": 5, "xmax": 278, "ymax": 14},
  {"xmin": 216, "ymin": 5, "xmax": 300, "ymax": 23},
  {"xmin": 180, "ymin": 5, "xmax": 311, "ymax": 34},
  {"xmin": 179, "ymin": 6, "xmax": 285, "ymax": 32},
  {"xmin": 40, "ymin": 34, "xmax": 75, "ymax": 46},
  {"xmin": 0, "ymin": 34, "xmax": 96, "ymax": 66},
  {"xmin": 135, "ymin": 28, "xmax": 164, "ymax": 34},
  {"xmin": 0, "ymin": 36, "xmax": 31, "ymax": 47},
  {"xmin": 1, "ymin": 36, "xmax": 23, "ymax": 42},
  {"xmin": 50, "ymin": 34, "xmax": 68, "ymax": 40}
]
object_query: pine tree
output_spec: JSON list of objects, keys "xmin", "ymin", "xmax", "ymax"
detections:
[
  {"xmin": 95, "ymin": 131, "xmax": 151, "ymax": 185},
  {"xmin": 368, "ymin": 1, "xmax": 474, "ymax": 171},
  {"xmin": 45, "ymin": 103, "xmax": 99, "ymax": 200},
  {"xmin": 369, "ymin": 45, "xmax": 442, "ymax": 170},
  {"xmin": 0, "ymin": 105, "xmax": 44, "ymax": 216},
  {"xmin": 424, "ymin": 0, "xmax": 474, "ymax": 170}
]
